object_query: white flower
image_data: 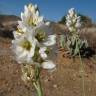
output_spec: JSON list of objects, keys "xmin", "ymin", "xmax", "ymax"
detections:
[
  {"xmin": 18, "ymin": 4, "xmax": 44, "ymax": 29},
  {"xmin": 16, "ymin": 3, "xmax": 50, "ymax": 41},
  {"xmin": 12, "ymin": 35, "xmax": 37, "ymax": 64},
  {"xmin": 43, "ymin": 35, "xmax": 56, "ymax": 46},
  {"xmin": 39, "ymin": 47, "xmax": 47, "ymax": 59},
  {"xmin": 68, "ymin": 8, "xmax": 75, "ymax": 17},
  {"xmin": 13, "ymin": 25, "xmax": 36, "ymax": 41},
  {"xmin": 75, "ymin": 21, "xmax": 81, "ymax": 28},
  {"xmin": 12, "ymin": 3, "xmax": 56, "ymax": 70},
  {"xmin": 66, "ymin": 8, "xmax": 81, "ymax": 32},
  {"xmin": 41, "ymin": 60, "xmax": 56, "ymax": 69},
  {"xmin": 75, "ymin": 16, "xmax": 81, "ymax": 28}
]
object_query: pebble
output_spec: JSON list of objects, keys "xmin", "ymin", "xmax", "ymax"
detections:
[{"xmin": 53, "ymin": 84, "xmax": 57, "ymax": 88}]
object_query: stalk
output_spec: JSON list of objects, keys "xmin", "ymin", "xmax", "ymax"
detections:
[
  {"xmin": 33, "ymin": 80, "xmax": 43, "ymax": 96},
  {"xmin": 33, "ymin": 65, "xmax": 43, "ymax": 96},
  {"xmin": 78, "ymin": 51, "xmax": 86, "ymax": 96},
  {"xmin": 76, "ymin": 38, "xmax": 86, "ymax": 96}
]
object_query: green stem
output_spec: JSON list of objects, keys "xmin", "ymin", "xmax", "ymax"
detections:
[
  {"xmin": 78, "ymin": 52, "xmax": 86, "ymax": 96},
  {"xmin": 72, "ymin": 29, "xmax": 85, "ymax": 96},
  {"xmin": 33, "ymin": 66, "xmax": 43, "ymax": 96},
  {"xmin": 33, "ymin": 80, "xmax": 43, "ymax": 96},
  {"xmin": 75, "ymin": 37, "xmax": 85, "ymax": 96},
  {"xmin": 37, "ymin": 79, "xmax": 43, "ymax": 96}
]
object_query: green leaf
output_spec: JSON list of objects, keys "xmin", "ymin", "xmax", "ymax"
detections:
[{"xmin": 60, "ymin": 35, "xmax": 66, "ymax": 48}]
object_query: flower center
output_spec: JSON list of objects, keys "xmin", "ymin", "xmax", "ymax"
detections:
[
  {"xmin": 35, "ymin": 29, "xmax": 46, "ymax": 41},
  {"xmin": 27, "ymin": 16, "xmax": 37, "ymax": 26},
  {"xmin": 17, "ymin": 28, "xmax": 24, "ymax": 34},
  {"xmin": 21, "ymin": 40, "xmax": 32, "ymax": 51}
]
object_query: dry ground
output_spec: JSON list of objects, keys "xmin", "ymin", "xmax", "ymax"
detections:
[{"xmin": 0, "ymin": 35, "xmax": 96, "ymax": 96}]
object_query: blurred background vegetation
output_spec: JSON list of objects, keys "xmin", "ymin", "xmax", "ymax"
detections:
[{"xmin": 58, "ymin": 14, "xmax": 95, "ymax": 27}]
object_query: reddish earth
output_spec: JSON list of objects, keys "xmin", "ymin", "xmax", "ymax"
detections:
[{"xmin": 0, "ymin": 36, "xmax": 96, "ymax": 96}]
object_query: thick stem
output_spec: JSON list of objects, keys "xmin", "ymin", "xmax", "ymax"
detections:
[
  {"xmin": 37, "ymin": 79, "xmax": 43, "ymax": 96},
  {"xmin": 33, "ymin": 66, "xmax": 43, "ymax": 96},
  {"xmin": 33, "ymin": 80, "xmax": 43, "ymax": 96}
]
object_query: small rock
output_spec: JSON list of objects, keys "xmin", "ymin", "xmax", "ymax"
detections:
[{"xmin": 53, "ymin": 84, "xmax": 57, "ymax": 88}]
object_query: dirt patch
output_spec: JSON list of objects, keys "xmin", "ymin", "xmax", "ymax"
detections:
[{"xmin": 0, "ymin": 37, "xmax": 96, "ymax": 96}]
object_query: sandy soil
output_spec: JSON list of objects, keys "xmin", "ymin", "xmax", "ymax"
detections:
[{"xmin": 0, "ymin": 36, "xmax": 96, "ymax": 96}]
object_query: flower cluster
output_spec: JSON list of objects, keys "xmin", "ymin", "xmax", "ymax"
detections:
[
  {"xmin": 66, "ymin": 8, "xmax": 81, "ymax": 33},
  {"xmin": 66, "ymin": 8, "xmax": 87, "ymax": 96},
  {"xmin": 12, "ymin": 4, "xmax": 56, "ymax": 70},
  {"xmin": 60, "ymin": 8, "xmax": 88, "ymax": 56}
]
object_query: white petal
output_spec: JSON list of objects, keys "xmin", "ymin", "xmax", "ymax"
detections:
[
  {"xmin": 66, "ymin": 22, "xmax": 71, "ymax": 27},
  {"xmin": 38, "ymin": 16, "xmax": 43, "ymax": 22},
  {"xmin": 26, "ymin": 57, "xmax": 33, "ymax": 64},
  {"xmin": 16, "ymin": 46, "xmax": 24, "ymax": 53},
  {"xmin": 13, "ymin": 31, "xmax": 21, "ymax": 39},
  {"xmin": 36, "ymin": 10, "xmax": 39, "ymax": 17},
  {"xmin": 69, "ymin": 27, "xmax": 73, "ymax": 32},
  {"xmin": 42, "ymin": 60, "xmax": 56, "ymax": 69},
  {"xmin": 45, "ymin": 22, "xmax": 50, "ymax": 26},
  {"xmin": 18, "ymin": 21, "xmax": 27, "ymax": 32},
  {"xmin": 28, "ymin": 46, "xmax": 35, "ymax": 57},
  {"xmin": 18, "ymin": 50, "xmax": 28, "ymax": 59},
  {"xmin": 35, "ymin": 22, "xmax": 44, "ymax": 29},
  {"xmin": 39, "ymin": 47, "xmax": 46, "ymax": 53},
  {"xmin": 24, "ymin": 5, "xmax": 30, "ymax": 16},
  {"xmin": 75, "ymin": 22, "xmax": 81, "ymax": 28},
  {"xmin": 16, "ymin": 51, "xmax": 28, "ymax": 64},
  {"xmin": 24, "ymin": 5, "xmax": 28, "ymax": 14},
  {"xmin": 41, "ymin": 53, "xmax": 47, "ymax": 59},
  {"xmin": 12, "ymin": 40, "xmax": 14, "ymax": 44},
  {"xmin": 28, "ymin": 38, "xmax": 37, "ymax": 57},
  {"xmin": 43, "ymin": 35, "xmax": 56, "ymax": 46},
  {"xmin": 68, "ymin": 8, "xmax": 75, "ymax": 17},
  {"xmin": 24, "ymin": 5, "xmax": 27, "ymax": 11},
  {"xmin": 21, "ymin": 12, "xmax": 24, "ymax": 20},
  {"xmin": 39, "ymin": 47, "xmax": 47, "ymax": 59},
  {"xmin": 12, "ymin": 37, "xmax": 20, "ymax": 45}
]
